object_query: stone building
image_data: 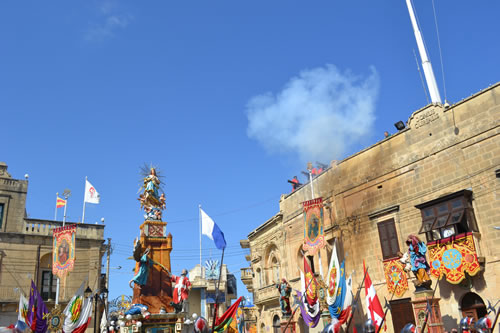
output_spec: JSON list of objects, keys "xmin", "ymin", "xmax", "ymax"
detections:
[
  {"xmin": 185, "ymin": 262, "xmax": 238, "ymax": 326},
  {"xmin": 240, "ymin": 83, "xmax": 500, "ymax": 333},
  {"xmin": 0, "ymin": 162, "xmax": 107, "ymax": 326}
]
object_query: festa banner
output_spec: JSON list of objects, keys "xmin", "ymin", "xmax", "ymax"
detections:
[
  {"xmin": 383, "ymin": 258, "xmax": 409, "ymax": 297},
  {"xmin": 302, "ymin": 198, "xmax": 325, "ymax": 255},
  {"xmin": 427, "ymin": 232, "xmax": 480, "ymax": 284},
  {"xmin": 52, "ymin": 225, "xmax": 76, "ymax": 278}
]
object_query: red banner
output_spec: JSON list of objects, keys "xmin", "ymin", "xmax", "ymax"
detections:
[
  {"xmin": 302, "ymin": 198, "xmax": 325, "ymax": 255},
  {"xmin": 52, "ymin": 225, "xmax": 76, "ymax": 278},
  {"xmin": 427, "ymin": 232, "xmax": 480, "ymax": 284},
  {"xmin": 383, "ymin": 258, "xmax": 409, "ymax": 297}
]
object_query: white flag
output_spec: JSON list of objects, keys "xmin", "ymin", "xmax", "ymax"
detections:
[{"xmin": 84, "ymin": 179, "xmax": 100, "ymax": 204}]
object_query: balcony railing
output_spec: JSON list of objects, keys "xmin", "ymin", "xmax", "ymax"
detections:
[
  {"xmin": 23, "ymin": 219, "xmax": 104, "ymax": 240},
  {"xmin": 254, "ymin": 284, "xmax": 279, "ymax": 304},
  {"xmin": 241, "ymin": 268, "xmax": 253, "ymax": 281}
]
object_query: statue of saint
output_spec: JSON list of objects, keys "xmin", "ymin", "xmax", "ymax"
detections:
[
  {"xmin": 129, "ymin": 247, "xmax": 153, "ymax": 289},
  {"xmin": 170, "ymin": 269, "xmax": 192, "ymax": 313},
  {"xmin": 276, "ymin": 278, "xmax": 292, "ymax": 316},
  {"xmin": 138, "ymin": 166, "xmax": 166, "ymax": 221},
  {"xmin": 406, "ymin": 235, "xmax": 432, "ymax": 290},
  {"xmin": 129, "ymin": 239, "xmax": 170, "ymax": 289}
]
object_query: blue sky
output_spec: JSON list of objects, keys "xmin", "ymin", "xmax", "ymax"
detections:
[{"xmin": 2, "ymin": 0, "xmax": 499, "ymax": 302}]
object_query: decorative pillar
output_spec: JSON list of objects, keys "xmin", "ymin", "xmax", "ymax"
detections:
[
  {"xmin": 132, "ymin": 220, "xmax": 173, "ymax": 314},
  {"xmin": 411, "ymin": 290, "xmax": 444, "ymax": 333},
  {"xmin": 280, "ymin": 315, "xmax": 296, "ymax": 333}
]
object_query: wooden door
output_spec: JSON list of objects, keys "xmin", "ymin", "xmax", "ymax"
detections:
[{"xmin": 390, "ymin": 298, "xmax": 416, "ymax": 333}]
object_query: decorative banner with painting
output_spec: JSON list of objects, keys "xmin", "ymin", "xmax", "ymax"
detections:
[
  {"xmin": 383, "ymin": 258, "xmax": 409, "ymax": 297},
  {"xmin": 302, "ymin": 198, "xmax": 325, "ymax": 255},
  {"xmin": 52, "ymin": 225, "xmax": 76, "ymax": 278},
  {"xmin": 427, "ymin": 232, "xmax": 480, "ymax": 284}
]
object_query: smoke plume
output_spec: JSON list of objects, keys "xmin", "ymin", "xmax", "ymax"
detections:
[{"xmin": 246, "ymin": 64, "xmax": 379, "ymax": 163}]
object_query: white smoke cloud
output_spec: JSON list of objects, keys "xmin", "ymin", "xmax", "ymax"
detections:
[{"xmin": 246, "ymin": 64, "xmax": 380, "ymax": 163}]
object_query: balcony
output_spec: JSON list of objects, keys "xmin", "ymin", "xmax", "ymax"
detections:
[{"xmin": 254, "ymin": 284, "xmax": 279, "ymax": 306}]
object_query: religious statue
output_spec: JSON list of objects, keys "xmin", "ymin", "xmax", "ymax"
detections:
[
  {"xmin": 129, "ymin": 239, "xmax": 170, "ymax": 289},
  {"xmin": 138, "ymin": 166, "xmax": 166, "ymax": 221},
  {"xmin": 170, "ymin": 269, "xmax": 192, "ymax": 313},
  {"xmin": 276, "ymin": 278, "xmax": 292, "ymax": 316},
  {"xmin": 129, "ymin": 247, "xmax": 153, "ymax": 289},
  {"xmin": 406, "ymin": 235, "xmax": 432, "ymax": 290}
]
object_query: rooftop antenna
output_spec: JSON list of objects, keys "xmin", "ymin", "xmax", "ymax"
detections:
[{"xmin": 406, "ymin": 0, "xmax": 442, "ymax": 105}]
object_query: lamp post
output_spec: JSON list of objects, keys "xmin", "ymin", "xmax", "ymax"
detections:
[{"xmin": 87, "ymin": 286, "xmax": 108, "ymax": 333}]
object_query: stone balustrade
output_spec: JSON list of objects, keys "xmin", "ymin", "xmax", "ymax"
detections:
[{"xmin": 23, "ymin": 219, "xmax": 104, "ymax": 240}]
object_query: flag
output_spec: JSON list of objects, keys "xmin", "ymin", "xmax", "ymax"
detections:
[
  {"xmin": 84, "ymin": 179, "xmax": 100, "ymax": 204},
  {"xmin": 63, "ymin": 281, "xmax": 93, "ymax": 333},
  {"xmin": 200, "ymin": 208, "xmax": 226, "ymax": 250},
  {"xmin": 326, "ymin": 240, "xmax": 340, "ymax": 305},
  {"xmin": 328, "ymin": 261, "xmax": 346, "ymax": 319},
  {"xmin": 26, "ymin": 281, "xmax": 48, "ymax": 333},
  {"xmin": 214, "ymin": 297, "xmax": 243, "ymax": 332},
  {"xmin": 100, "ymin": 308, "xmax": 108, "ymax": 333},
  {"xmin": 56, "ymin": 197, "xmax": 66, "ymax": 208},
  {"xmin": 331, "ymin": 275, "xmax": 353, "ymax": 333},
  {"xmin": 303, "ymin": 257, "xmax": 318, "ymax": 306},
  {"xmin": 26, "ymin": 284, "xmax": 35, "ymax": 330},
  {"xmin": 364, "ymin": 261, "xmax": 384, "ymax": 332},
  {"xmin": 296, "ymin": 290, "xmax": 321, "ymax": 328},
  {"xmin": 296, "ymin": 257, "xmax": 321, "ymax": 328},
  {"xmin": 18, "ymin": 293, "xmax": 29, "ymax": 323}
]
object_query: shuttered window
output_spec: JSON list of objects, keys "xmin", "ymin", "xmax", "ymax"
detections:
[{"xmin": 377, "ymin": 218, "xmax": 400, "ymax": 260}]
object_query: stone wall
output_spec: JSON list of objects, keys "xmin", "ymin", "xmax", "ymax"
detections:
[{"xmin": 243, "ymin": 82, "xmax": 500, "ymax": 333}]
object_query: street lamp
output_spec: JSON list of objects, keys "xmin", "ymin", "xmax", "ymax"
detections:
[{"xmin": 88, "ymin": 287, "xmax": 109, "ymax": 333}]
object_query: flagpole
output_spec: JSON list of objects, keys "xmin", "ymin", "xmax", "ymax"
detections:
[
  {"xmin": 55, "ymin": 192, "xmax": 59, "ymax": 220},
  {"xmin": 345, "ymin": 266, "xmax": 369, "ymax": 332},
  {"xmin": 375, "ymin": 280, "xmax": 399, "ymax": 333},
  {"xmin": 211, "ymin": 247, "xmax": 225, "ymax": 333},
  {"xmin": 282, "ymin": 274, "xmax": 316, "ymax": 333},
  {"xmin": 82, "ymin": 176, "xmax": 87, "ymax": 223},
  {"xmin": 199, "ymin": 204, "xmax": 202, "ymax": 273}
]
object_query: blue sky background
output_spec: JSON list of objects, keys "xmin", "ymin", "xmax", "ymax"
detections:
[{"xmin": 1, "ymin": 0, "xmax": 499, "ymax": 303}]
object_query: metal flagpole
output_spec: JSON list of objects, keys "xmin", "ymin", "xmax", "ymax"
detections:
[
  {"xmin": 309, "ymin": 170, "xmax": 315, "ymax": 198},
  {"xmin": 82, "ymin": 176, "xmax": 87, "ymax": 223},
  {"xmin": 211, "ymin": 247, "xmax": 225, "ymax": 333},
  {"xmin": 199, "ymin": 205, "xmax": 202, "ymax": 272},
  {"xmin": 55, "ymin": 192, "xmax": 59, "ymax": 220},
  {"xmin": 345, "ymin": 266, "xmax": 369, "ymax": 332}
]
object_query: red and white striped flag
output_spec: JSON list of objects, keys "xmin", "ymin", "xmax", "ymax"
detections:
[{"xmin": 364, "ymin": 261, "xmax": 384, "ymax": 331}]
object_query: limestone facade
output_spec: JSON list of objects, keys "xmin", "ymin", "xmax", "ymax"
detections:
[
  {"xmin": 240, "ymin": 83, "xmax": 500, "ymax": 333},
  {"xmin": 0, "ymin": 162, "xmax": 106, "ymax": 326}
]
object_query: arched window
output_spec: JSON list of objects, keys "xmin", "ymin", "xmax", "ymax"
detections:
[
  {"xmin": 461, "ymin": 292, "xmax": 487, "ymax": 322},
  {"xmin": 39, "ymin": 253, "xmax": 56, "ymax": 301},
  {"xmin": 272, "ymin": 315, "xmax": 281, "ymax": 333},
  {"xmin": 256, "ymin": 268, "xmax": 262, "ymax": 288},
  {"xmin": 272, "ymin": 257, "xmax": 280, "ymax": 283}
]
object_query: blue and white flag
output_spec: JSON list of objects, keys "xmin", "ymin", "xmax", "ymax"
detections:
[
  {"xmin": 201, "ymin": 208, "xmax": 226, "ymax": 250},
  {"xmin": 328, "ymin": 260, "xmax": 347, "ymax": 319}
]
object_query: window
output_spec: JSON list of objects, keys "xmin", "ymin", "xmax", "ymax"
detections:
[
  {"xmin": 306, "ymin": 255, "xmax": 315, "ymax": 274},
  {"xmin": 377, "ymin": 218, "xmax": 400, "ymax": 260},
  {"xmin": 41, "ymin": 271, "xmax": 57, "ymax": 301},
  {"xmin": 0, "ymin": 203, "xmax": 4, "ymax": 229},
  {"xmin": 416, "ymin": 190, "xmax": 478, "ymax": 241}
]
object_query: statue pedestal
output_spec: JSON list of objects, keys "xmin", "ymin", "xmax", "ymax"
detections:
[
  {"xmin": 133, "ymin": 221, "xmax": 173, "ymax": 314},
  {"xmin": 411, "ymin": 290, "xmax": 444, "ymax": 333},
  {"xmin": 280, "ymin": 316, "xmax": 296, "ymax": 333}
]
